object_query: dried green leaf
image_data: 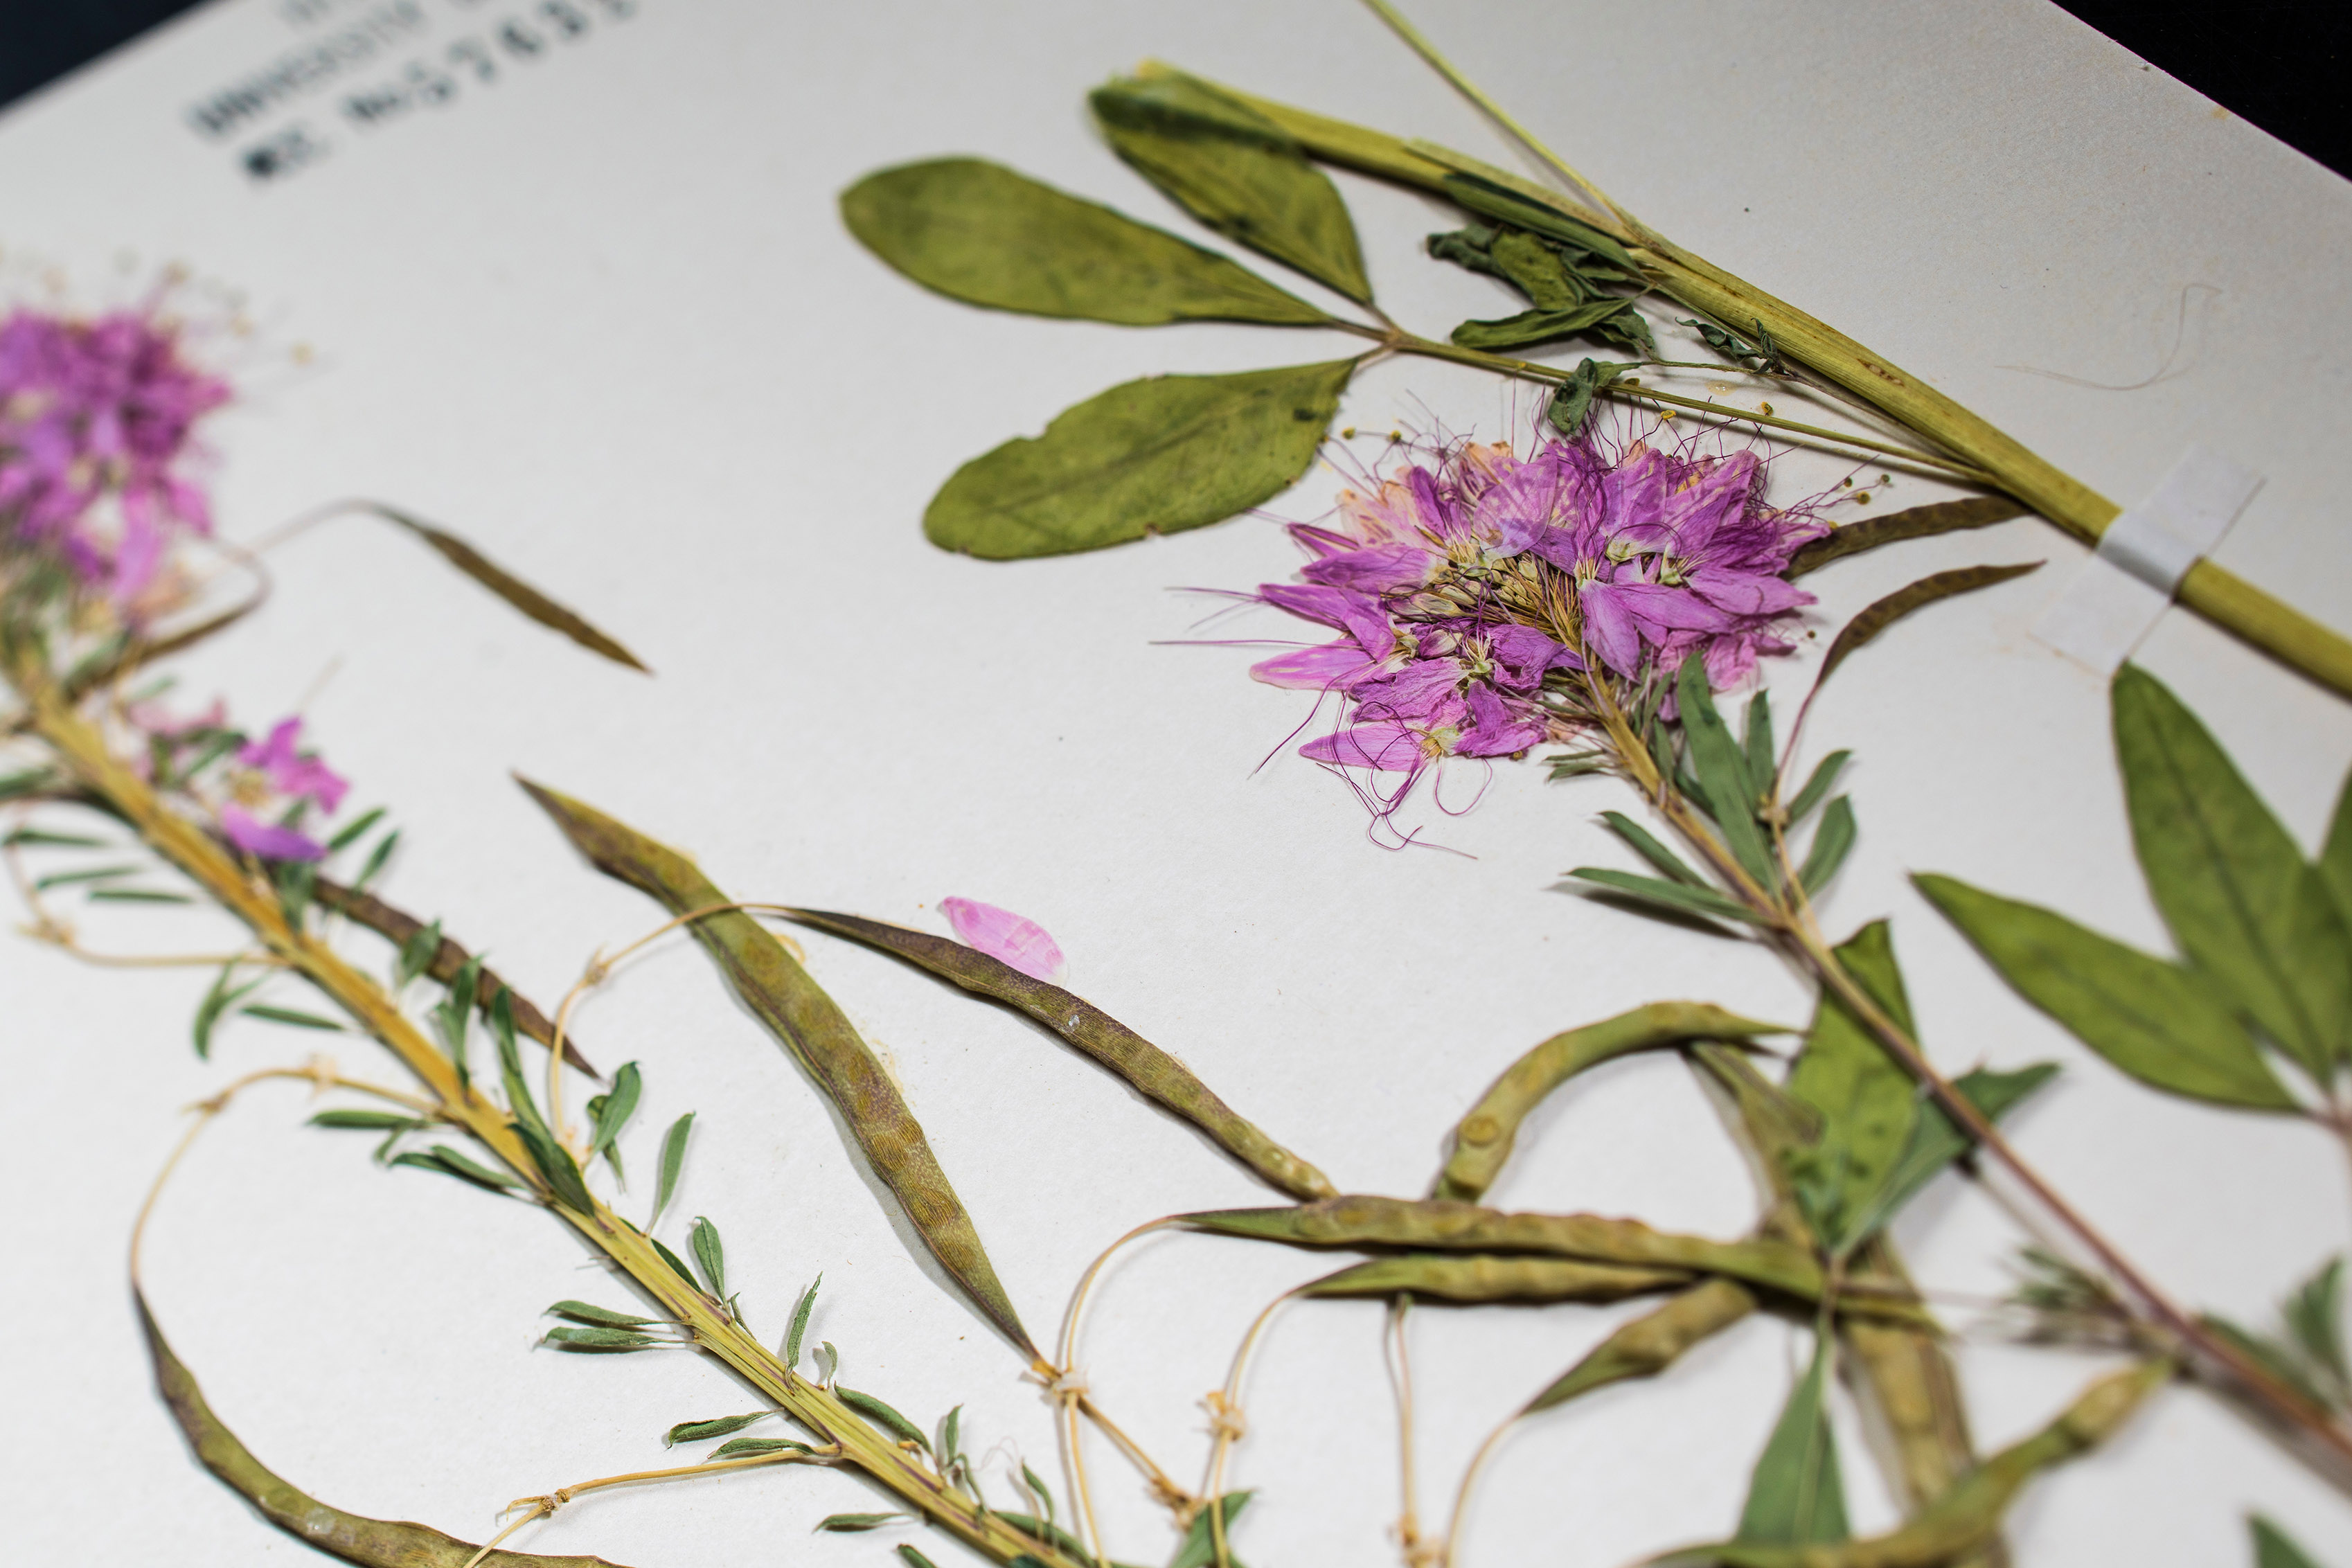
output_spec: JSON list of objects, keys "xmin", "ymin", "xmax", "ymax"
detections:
[
  {"xmin": 542, "ymin": 1324, "xmax": 665, "ymax": 1353},
  {"xmin": 898, "ymin": 1548, "xmax": 941, "ymax": 1568},
  {"xmin": 1783, "ymin": 751, "xmax": 1851, "ymax": 827},
  {"xmin": 546, "ymin": 1300, "xmax": 658, "ymax": 1328},
  {"xmin": 1785, "ymin": 922, "xmax": 1918, "ymax": 1256},
  {"xmin": 436, "ymin": 952, "xmax": 483, "ymax": 1080},
  {"xmin": 4, "ymin": 826, "xmax": 103, "ymax": 846},
  {"xmin": 651, "ymin": 1111, "xmax": 693, "ymax": 1231},
  {"xmin": 924, "ymin": 360, "xmax": 1355, "ymax": 560},
  {"xmin": 1303, "ymin": 1253, "xmax": 1690, "ymax": 1303},
  {"xmin": 1785, "ymin": 497, "xmax": 2029, "ymax": 578},
  {"xmin": 2202, "ymin": 1315, "xmax": 2333, "ymax": 1413},
  {"xmin": 310, "ymin": 1110, "xmax": 422, "ymax": 1132},
  {"xmin": 1796, "ymin": 796, "xmax": 1857, "ymax": 894},
  {"xmin": 591, "ymin": 1060, "xmax": 641, "ymax": 1171},
  {"xmin": 2286, "ymin": 1257, "xmax": 2350, "ymax": 1394},
  {"xmin": 815, "ymin": 1513, "xmax": 908, "ymax": 1533},
  {"xmin": 522, "ymin": 780, "xmax": 1035, "ymax": 1353},
  {"xmin": 1690, "ymin": 1044, "xmax": 1821, "ymax": 1200},
  {"xmin": 665, "ymin": 1413, "xmax": 767, "ymax": 1447},
  {"xmin": 89, "ymin": 885, "xmax": 194, "ymax": 904},
  {"xmin": 0, "ymin": 770, "xmax": 62, "ymax": 803},
  {"xmin": 785, "ymin": 1273, "xmax": 821, "ymax": 1368},
  {"xmin": 783, "ymin": 908, "xmax": 1334, "ymax": 1200},
  {"xmin": 835, "ymin": 1387, "xmax": 929, "ymax": 1451},
  {"xmin": 1177, "ymin": 1195, "xmax": 1847, "ymax": 1307},
  {"xmin": 815, "ymin": 1341, "xmax": 840, "ymax": 1384},
  {"xmin": 1435, "ymin": 1000, "xmax": 1786, "ymax": 1202},
  {"xmin": 1816, "ymin": 562, "xmax": 2042, "ymax": 688},
  {"xmin": 1488, "ymin": 228, "xmax": 1590, "ymax": 308},
  {"xmin": 138, "ymin": 1293, "xmax": 628, "ymax": 1567},
  {"xmin": 193, "ymin": 963, "xmax": 265, "ymax": 1059},
  {"xmin": 842, "ymin": 158, "xmax": 1330, "ymax": 326},
  {"xmin": 276, "ymin": 857, "xmax": 317, "ymax": 931},
  {"xmin": 1916, "ymin": 873, "xmax": 2297, "ymax": 1111},
  {"xmin": 1438, "ymin": 170, "xmax": 1641, "ymax": 270},
  {"xmin": 1679, "ymin": 660, "xmax": 1775, "ymax": 885},
  {"xmin": 392, "ymin": 1144, "xmax": 523, "ymax": 1193},
  {"xmin": 1450, "ymin": 297, "xmax": 1643, "ymax": 353},
  {"xmin": 351, "ymin": 828, "xmax": 400, "ymax": 892},
  {"xmin": 1091, "ymin": 72, "xmax": 1372, "ymax": 303},
  {"xmin": 1839, "ymin": 1236, "xmax": 1980, "ymax": 1514},
  {"xmin": 396, "ymin": 918, "xmax": 443, "ymax": 990},
  {"xmin": 515, "ymin": 1116, "xmax": 596, "ymax": 1215},
  {"xmin": 2114, "ymin": 665, "xmax": 2352, "ymax": 1080},
  {"xmin": 1526, "ymin": 1276, "xmax": 1760, "ymax": 1413},
  {"xmin": 1599, "ymin": 810, "xmax": 1710, "ymax": 887},
  {"xmin": 1663, "ymin": 1360, "xmax": 2168, "ymax": 1567},
  {"xmin": 1566, "ymin": 867, "xmax": 1763, "ymax": 926},
  {"xmin": 1743, "ymin": 691, "xmax": 1777, "ymax": 799},
  {"xmin": 242, "ymin": 1003, "xmax": 347, "ymax": 1032},
  {"xmin": 688, "ymin": 1215, "xmax": 727, "ymax": 1298},
  {"xmin": 2252, "ymin": 1515, "xmax": 2327, "ymax": 1568},
  {"xmin": 1846, "ymin": 1062, "xmax": 2061, "ymax": 1247},
  {"xmin": 1736, "ymin": 1333, "xmax": 1849, "ymax": 1545},
  {"xmin": 1545, "ymin": 356, "xmax": 1635, "ymax": 440},
  {"xmin": 369, "ymin": 504, "xmax": 647, "ymax": 672},
  {"xmin": 2324, "ymin": 767, "xmax": 2352, "ymax": 935},
  {"xmin": 651, "ymin": 1236, "xmax": 700, "ymax": 1292},
  {"xmin": 713, "ymin": 1437, "xmax": 816, "ymax": 1461},
  {"xmin": 327, "ymin": 806, "xmax": 387, "ymax": 853},
  {"xmin": 937, "ymin": 1404, "xmax": 963, "ymax": 1465},
  {"xmin": 1169, "ymin": 1492, "xmax": 1254, "ymax": 1568},
  {"xmin": 35, "ymin": 862, "xmax": 136, "ymax": 889}
]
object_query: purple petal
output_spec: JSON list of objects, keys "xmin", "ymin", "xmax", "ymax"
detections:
[
  {"xmin": 1454, "ymin": 683, "xmax": 1547, "ymax": 757},
  {"xmin": 222, "ymin": 805, "xmax": 325, "ymax": 862},
  {"xmin": 941, "ymin": 897, "xmax": 1065, "ymax": 983},
  {"xmin": 1251, "ymin": 641, "xmax": 1378, "ymax": 691},
  {"xmin": 1258, "ymin": 582, "xmax": 1395, "ymax": 655},
  {"xmin": 1301, "ymin": 722, "xmax": 1429, "ymax": 772},
  {"xmin": 1300, "ymin": 542, "xmax": 1438, "ymax": 593},
  {"xmin": 1686, "ymin": 566, "xmax": 1811, "ymax": 617},
  {"xmin": 1577, "ymin": 582, "xmax": 1645, "ymax": 677},
  {"xmin": 1351, "ymin": 657, "xmax": 1465, "ymax": 724}
]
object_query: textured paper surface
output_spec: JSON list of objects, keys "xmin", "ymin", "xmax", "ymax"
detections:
[{"xmin": 2, "ymin": 2, "xmax": 2351, "ymax": 1565}]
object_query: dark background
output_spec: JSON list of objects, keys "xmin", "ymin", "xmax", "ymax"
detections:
[{"xmin": 0, "ymin": 1, "xmax": 2344, "ymax": 180}]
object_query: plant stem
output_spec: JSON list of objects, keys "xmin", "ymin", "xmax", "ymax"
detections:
[{"xmin": 15, "ymin": 668, "xmax": 1085, "ymax": 1568}]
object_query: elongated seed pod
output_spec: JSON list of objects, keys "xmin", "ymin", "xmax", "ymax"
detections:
[
  {"xmin": 519, "ymin": 780, "xmax": 1035, "ymax": 1355},
  {"xmin": 1525, "ymin": 1276, "xmax": 1759, "ymax": 1412},
  {"xmin": 141, "ymin": 1292, "xmax": 626, "ymax": 1568},
  {"xmin": 1659, "ymin": 1360, "xmax": 2170, "ymax": 1567},
  {"xmin": 783, "ymin": 907, "xmax": 1333, "ymax": 1200},
  {"xmin": 1436, "ymin": 1002, "xmax": 1785, "ymax": 1202},
  {"xmin": 1303, "ymin": 1253, "xmax": 1692, "ymax": 1304},
  {"xmin": 1840, "ymin": 1239, "xmax": 1984, "ymax": 1519},
  {"xmin": 1176, "ymin": 1195, "xmax": 1904, "ymax": 1312}
]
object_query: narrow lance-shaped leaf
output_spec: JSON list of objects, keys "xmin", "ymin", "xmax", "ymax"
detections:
[
  {"xmin": 542, "ymin": 1324, "xmax": 666, "ymax": 1353},
  {"xmin": 1916, "ymin": 873, "xmax": 2297, "ymax": 1111},
  {"xmin": 1845, "ymin": 1062, "xmax": 2060, "ymax": 1249},
  {"xmin": 650, "ymin": 1112, "xmax": 694, "ymax": 1232},
  {"xmin": 436, "ymin": 952, "xmax": 483, "ymax": 1085},
  {"xmin": 137, "ymin": 1294, "xmax": 629, "ymax": 1568},
  {"xmin": 1796, "ymin": 796, "xmax": 1857, "ymax": 896},
  {"xmin": 1525, "ymin": 1276, "xmax": 1759, "ymax": 1413},
  {"xmin": 1452, "ymin": 296, "xmax": 1650, "ymax": 355},
  {"xmin": 688, "ymin": 1215, "xmax": 727, "ymax": 1299},
  {"xmin": 1736, "ymin": 1333, "xmax": 1850, "ymax": 1546},
  {"xmin": 2284, "ymin": 1258, "xmax": 2350, "ymax": 1396},
  {"xmin": 1785, "ymin": 496, "xmax": 2029, "ymax": 578},
  {"xmin": 2322, "ymin": 765, "xmax": 2352, "ymax": 934},
  {"xmin": 391, "ymin": 1144, "xmax": 524, "ymax": 1193},
  {"xmin": 590, "ymin": 1060, "xmax": 641, "ymax": 1176},
  {"xmin": 1170, "ymin": 1492, "xmax": 1255, "ymax": 1568},
  {"xmin": 665, "ymin": 1413, "xmax": 768, "ymax": 1447},
  {"xmin": 2253, "ymin": 1516, "xmax": 2328, "ymax": 1568},
  {"xmin": 1783, "ymin": 751, "xmax": 1851, "ymax": 827},
  {"xmin": 364, "ymin": 502, "xmax": 648, "ymax": 672},
  {"xmin": 923, "ymin": 360, "xmax": 1355, "ymax": 560},
  {"xmin": 785, "ymin": 1274, "xmax": 821, "ymax": 1369},
  {"xmin": 815, "ymin": 1513, "xmax": 908, "ymax": 1533},
  {"xmin": 1090, "ymin": 71, "xmax": 1372, "ymax": 303},
  {"xmin": 1784, "ymin": 921, "xmax": 1918, "ymax": 1256},
  {"xmin": 242, "ymin": 1004, "xmax": 346, "ymax": 1032},
  {"xmin": 1435, "ymin": 1000, "xmax": 1787, "ymax": 1202},
  {"xmin": 310, "ymin": 1109, "xmax": 422, "ymax": 1132},
  {"xmin": 783, "ymin": 907, "xmax": 1333, "ymax": 1200},
  {"xmin": 1600, "ymin": 810, "xmax": 1711, "ymax": 887},
  {"xmin": 835, "ymin": 1387, "xmax": 929, "ymax": 1451},
  {"xmin": 841, "ymin": 157, "xmax": 1331, "ymax": 326},
  {"xmin": 2113, "ymin": 665, "xmax": 2352, "ymax": 1079},
  {"xmin": 1815, "ymin": 562, "xmax": 2043, "ymax": 689},
  {"xmin": 326, "ymin": 805, "xmax": 386, "ymax": 853},
  {"xmin": 546, "ymin": 1300, "xmax": 658, "ymax": 1328},
  {"xmin": 714, "ymin": 1437, "xmax": 816, "ymax": 1461},
  {"xmin": 1743, "ymin": 691, "xmax": 1776, "ymax": 800},
  {"xmin": 522, "ymin": 780, "xmax": 1037, "ymax": 1353},
  {"xmin": 193, "ymin": 962, "xmax": 265, "ymax": 1058},
  {"xmin": 1678, "ymin": 659, "xmax": 1776, "ymax": 887},
  {"xmin": 350, "ymin": 827, "xmax": 399, "ymax": 891},
  {"xmin": 1566, "ymin": 866, "xmax": 1765, "ymax": 927}
]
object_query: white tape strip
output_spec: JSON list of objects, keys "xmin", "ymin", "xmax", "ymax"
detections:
[{"xmin": 2031, "ymin": 444, "xmax": 2262, "ymax": 675}]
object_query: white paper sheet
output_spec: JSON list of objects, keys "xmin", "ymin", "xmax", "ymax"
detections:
[{"xmin": 3, "ymin": 2, "xmax": 2351, "ymax": 1565}]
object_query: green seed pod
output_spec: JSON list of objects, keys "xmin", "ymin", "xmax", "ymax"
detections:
[{"xmin": 1303, "ymin": 1252, "xmax": 1691, "ymax": 1305}]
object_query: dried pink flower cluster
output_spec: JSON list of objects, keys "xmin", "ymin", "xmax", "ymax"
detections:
[
  {"xmin": 131, "ymin": 703, "xmax": 349, "ymax": 862},
  {"xmin": 1251, "ymin": 435, "xmax": 1826, "ymax": 796},
  {"xmin": 0, "ymin": 303, "xmax": 230, "ymax": 604}
]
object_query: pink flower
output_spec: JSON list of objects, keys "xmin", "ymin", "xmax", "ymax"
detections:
[
  {"xmin": 221, "ymin": 804, "xmax": 325, "ymax": 862},
  {"xmin": 941, "ymin": 897, "xmax": 1065, "ymax": 983},
  {"xmin": 236, "ymin": 718, "xmax": 349, "ymax": 812}
]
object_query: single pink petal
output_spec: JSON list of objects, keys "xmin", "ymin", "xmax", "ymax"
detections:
[
  {"xmin": 1301, "ymin": 721, "xmax": 1430, "ymax": 772},
  {"xmin": 941, "ymin": 896, "xmax": 1065, "ymax": 983},
  {"xmin": 1251, "ymin": 641, "xmax": 1378, "ymax": 691},
  {"xmin": 221, "ymin": 805, "xmax": 325, "ymax": 862}
]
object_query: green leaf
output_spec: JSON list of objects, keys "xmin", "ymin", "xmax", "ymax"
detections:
[
  {"xmin": 651, "ymin": 1111, "xmax": 694, "ymax": 1231},
  {"xmin": 1488, "ymin": 228, "xmax": 1591, "ymax": 308},
  {"xmin": 4, "ymin": 827, "xmax": 104, "ymax": 846},
  {"xmin": 1916, "ymin": 873, "xmax": 2297, "ymax": 1110},
  {"xmin": 713, "ymin": 1436, "xmax": 816, "ymax": 1460},
  {"xmin": 513, "ymin": 1115, "xmax": 596, "ymax": 1215},
  {"xmin": 2252, "ymin": 1515, "xmax": 2328, "ymax": 1568},
  {"xmin": 491, "ymin": 986, "xmax": 546, "ymax": 1138},
  {"xmin": 1169, "ymin": 1491, "xmax": 1254, "ymax": 1568},
  {"xmin": 35, "ymin": 863, "xmax": 136, "ymax": 889},
  {"xmin": 1797, "ymin": 796, "xmax": 1857, "ymax": 895},
  {"xmin": 937, "ymin": 1403, "xmax": 962, "ymax": 1463},
  {"xmin": 815, "ymin": 1513, "xmax": 908, "ymax": 1533},
  {"xmin": 2114, "ymin": 665, "xmax": 2352, "ymax": 1080},
  {"xmin": 546, "ymin": 1299, "xmax": 658, "ymax": 1328},
  {"xmin": 785, "ymin": 1273, "xmax": 821, "ymax": 1368},
  {"xmin": 2324, "ymin": 767, "xmax": 2352, "ymax": 934},
  {"xmin": 841, "ymin": 157, "xmax": 1330, "ymax": 327},
  {"xmin": 366, "ymin": 504, "xmax": 648, "ymax": 672},
  {"xmin": 814, "ymin": 1341, "xmax": 840, "ymax": 1384},
  {"xmin": 1091, "ymin": 71, "xmax": 1372, "ymax": 304},
  {"xmin": 591, "ymin": 1059, "xmax": 641, "ymax": 1175},
  {"xmin": 1783, "ymin": 751, "xmax": 1851, "ymax": 826},
  {"xmin": 241, "ymin": 1004, "xmax": 346, "ymax": 1032},
  {"xmin": 391, "ymin": 1145, "xmax": 522, "ymax": 1192},
  {"xmin": 1567, "ymin": 866, "xmax": 1763, "ymax": 925},
  {"xmin": 1545, "ymin": 356, "xmax": 1634, "ymax": 440},
  {"xmin": 274, "ymin": 857, "xmax": 317, "ymax": 932},
  {"xmin": 2286, "ymin": 1257, "xmax": 2350, "ymax": 1394},
  {"xmin": 1677, "ymin": 659, "xmax": 1775, "ymax": 887},
  {"xmin": 436, "ymin": 951, "xmax": 483, "ymax": 1078},
  {"xmin": 1785, "ymin": 922, "xmax": 1919, "ymax": 1255},
  {"xmin": 688, "ymin": 1215, "xmax": 727, "ymax": 1297},
  {"xmin": 924, "ymin": 360, "xmax": 1355, "ymax": 559},
  {"xmin": 350, "ymin": 828, "xmax": 400, "ymax": 892},
  {"xmin": 1021, "ymin": 1463, "xmax": 1058, "ymax": 1526},
  {"xmin": 540, "ymin": 1324, "xmax": 664, "ymax": 1352},
  {"xmin": 1450, "ymin": 297, "xmax": 1643, "ymax": 353},
  {"xmin": 651, "ymin": 1236, "xmax": 700, "ymax": 1292},
  {"xmin": 1743, "ymin": 691, "xmax": 1776, "ymax": 800},
  {"xmin": 836, "ymin": 1387, "xmax": 929, "ymax": 1451},
  {"xmin": 665, "ymin": 1412, "xmax": 767, "ymax": 1446},
  {"xmin": 1735, "ymin": 1334, "xmax": 1850, "ymax": 1545},
  {"xmin": 1524, "ymin": 1276, "xmax": 1758, "ymax": 1413},
  {"xmin": 326, "ymin": 806, "xmax": 386, "ymax": 853},
  {"xmin": 1439, "ymin": 170, "xmax": 1641, "ymax": 271},
  {"xmin": 0, "ymin": 772, "xmax": 62, "ymax": 804},
  {"xmin": 898, "ymin": 1547, "xmax": 941, "ymax": 1568},
  {"xmin": 308, "ymin": 1110, "xmax": 422, "ymax": 1132},
  {"xmin": 395, "ymin": 918, "xmax": 442, "ymax": 989},
  {"xmin": 193, "ymin": 963, "xmax": 265, "ymax": 1059},
  {"xmin": 88, "ymin": 887, "xmax": 195, "ymax": 904},
  {"xmin": 1816, "ymin": 562, "xmax": 2042, "ymax": 689},
  {"xmin": 1600, "ymin": 810, "xmax": 1709, "ymax": 886},
  {"xmin": 1785, "ymin": 497, "xmax": 2029, "ymax": 578},
  {"xmin": 1845, "ymin": 1062, "xmax": 2060, "ymax": 1245}
]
